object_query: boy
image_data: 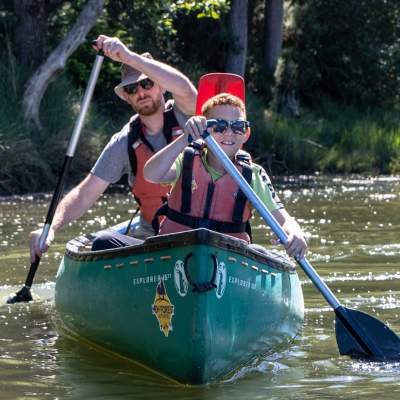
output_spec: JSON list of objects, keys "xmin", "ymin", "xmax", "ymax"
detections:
[{"xmin": 144, "ymin": 93, "xmax": 307, "ymax": 259}]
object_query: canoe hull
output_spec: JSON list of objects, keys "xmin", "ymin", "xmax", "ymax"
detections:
[{"xmin": 55, "ymin": 228, "xmax": 303, "ymax": 384}]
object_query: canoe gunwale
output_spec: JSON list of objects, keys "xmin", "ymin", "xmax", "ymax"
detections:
[{"xmin": 65, "ymin": 228, "xmax": 296, "ymax": 273}]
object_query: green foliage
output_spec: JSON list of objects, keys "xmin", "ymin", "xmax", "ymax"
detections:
[
  {"xmin": 46, "ymin": 1, "xmax": 230, "ymax": 124},
  {"xmin": 1, "ymin": 0, "xmax": 400, "ymax": 196},
  {"xmin": 279, "ymin": 0, "xmax": 400, "ymax": 107},
  {"xmin": 0, "ymin": 0, "xmax": 233, "ymax": 196},
  {"xmin": 167, "ymin": 0, "xmax": 230, "ymax": 19},
  {"xmin": 0, "ymin": 47, "xmax": 27, "ymax": 141},
  {"xmin": 163, "ymin": 6, "xmax": 231, "ymax": 74},
  {"xmin": 0, "ymin": 55, "xmax": 108, "ymax": 195},
  {"xmin": 0, "ymin": 46, "xmax": 43, "ymax": 195},
  {"xmin": 249, "ymin": 95, "xmax": 400, "ymax": 174}
]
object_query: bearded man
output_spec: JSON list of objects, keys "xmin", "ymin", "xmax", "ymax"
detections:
[{"xmin": 29, "ymin": 35, "xmax": 197, "ymax": 258}]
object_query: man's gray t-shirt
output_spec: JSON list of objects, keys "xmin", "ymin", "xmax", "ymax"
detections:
[{"xmin": 91, "ymin": 100, "xmax": 189, "ymax": 186}]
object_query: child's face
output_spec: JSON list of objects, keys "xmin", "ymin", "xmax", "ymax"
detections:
[{"xmin": 206, "ymin": 105, "xmax": 249, "ymax": 158}]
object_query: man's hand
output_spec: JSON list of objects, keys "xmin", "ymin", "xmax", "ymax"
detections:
[
  {"xmin": 29, "ymin": 227, "xmax": 55, "ymax": 262},
  {"xmin": 93, "ymin": 35, "xmax": 130, "ymax": 64}
]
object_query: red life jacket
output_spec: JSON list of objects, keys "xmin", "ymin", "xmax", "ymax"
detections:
[
  {"xmin": 128, "ymin": 104, "xmax": 182, "ymax": 223},
  {"xmin": 158, "ymin": 145, "xmax": 253, "ymax": 243}
]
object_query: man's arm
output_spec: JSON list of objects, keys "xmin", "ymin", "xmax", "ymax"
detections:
[
  {"xmin": 29, "ymin": 174, "xmax": 109, "ymax": 261},
  {"xmin": 94, "ymin": 35, "xmax": 197, "ymax": 116}
]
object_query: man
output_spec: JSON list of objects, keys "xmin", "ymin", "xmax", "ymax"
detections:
[{"xmin": 29, "ymin": 34, "xmax": 197, "ymax": 260}]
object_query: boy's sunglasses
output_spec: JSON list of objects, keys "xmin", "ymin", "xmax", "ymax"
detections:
[
  {"xmin": 123, "ymin": 78, "xmax": 154, "ymax": 95},
  {"xmin": 207, "ymin": 119, "xmax": 250, "ymax": 135}
]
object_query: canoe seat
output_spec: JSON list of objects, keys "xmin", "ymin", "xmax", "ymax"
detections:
[{"xmin": 91, "ymin": 230, "xmax": 144, "ymax": 251}]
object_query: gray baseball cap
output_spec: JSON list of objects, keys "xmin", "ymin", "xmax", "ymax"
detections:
[{"xmin": 114, "ymin": 52, "xmax": 153, "ymax": 99}]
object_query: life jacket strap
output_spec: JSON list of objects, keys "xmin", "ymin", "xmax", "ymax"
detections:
[
  {"xmin": 232, "ymin": 161, "xmax": 252, "ymax": 223},
  {"xmin": 181, "ymin": 146, "xmax": 196, "ymax": 213},
  {"xmin": 164, "ymin": 206, "xmax": 247, "ymax": 233},
  {"xmin": 127, "ymin": 103, "xmax": 179, "ymax": 178}
]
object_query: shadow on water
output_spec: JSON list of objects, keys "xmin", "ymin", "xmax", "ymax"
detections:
[
  {"xmin": 0, "ymin": 292, "xmax": 304, "ymax": 399},
  {"xmin": 1, "ymin": 175, "xmax": 400, "ymax": 399},
  {"xmin": 2, "ymin": 294, "xmax": 400, "ymax": 400}
]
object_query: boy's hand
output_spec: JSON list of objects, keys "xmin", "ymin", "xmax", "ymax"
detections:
[
  {"xmin": 93, "ymin": 35, "xmax": 130, "ymax": 64},
  {"xmin": 184, "ymin": 116, "xmax": 207, "ymax": 142},
  {"xmin": 283, "ymin": 233, "xmax": 307, "ymax": 260}
]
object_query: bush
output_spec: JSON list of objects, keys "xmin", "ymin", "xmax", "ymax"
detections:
[
  {"xmin": 245, "ymin": 94, "xmax": 400, "ymax": 175},
  {"xmin": 278, "ymin": 0, "xmax": 400, "ymax": 108},
  {"xmin": 0, "ymin": 55, "xmax": 109, "ymax": 195}
]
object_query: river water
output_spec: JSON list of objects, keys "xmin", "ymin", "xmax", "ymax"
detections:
[{"xmin": 0, "ymin": 175, "xmax": 399, "ymax": 399}]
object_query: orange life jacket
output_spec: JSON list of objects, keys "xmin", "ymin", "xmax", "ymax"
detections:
[
  {"xmin": 157, "ymin": 145, "xmax": 253, "ymax": 242},
  {"xmin": 128, "ymin": 105, "xmax": 182, "ymax": 223}
]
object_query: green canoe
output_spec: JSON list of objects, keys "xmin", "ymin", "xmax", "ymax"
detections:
[{"xmin": 55, "ymin": 226, "xmax": 304, "ymax": 384}]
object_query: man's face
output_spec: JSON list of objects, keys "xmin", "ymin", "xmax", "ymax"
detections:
[
  {"xmin": 206, "ymin": 105, "xmax": 249, "ymax": 158},
  {"xmin": 122, "ymin": 79, "xmax": 164, "ymax": 116}
]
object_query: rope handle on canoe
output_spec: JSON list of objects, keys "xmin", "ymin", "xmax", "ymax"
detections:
[{"xmin": 183, "ymin": 253, "xmax": 217, "ymax": 293}]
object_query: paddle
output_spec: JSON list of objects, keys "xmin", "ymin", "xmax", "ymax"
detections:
[
  {"xmin": 202, "ymin": 128, "xmax": 400, "ymax": 361},
  {"xmin": 195, "ymin": 72, "xmax": 400, "ymax": 361},
  {"xmin": 6, "ymin": 47, "xmax": 104, "ymax": 304}
]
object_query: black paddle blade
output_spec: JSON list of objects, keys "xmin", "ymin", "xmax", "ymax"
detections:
[
  {"xmin": 6, "ymin": 286, "xmax": 33, "ymax": 304},
  {"xmin": 335, "ymin": 306, "xmax": 400, "ymax": 361}
]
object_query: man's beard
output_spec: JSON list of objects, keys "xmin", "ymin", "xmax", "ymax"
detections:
[{"xmin": 132, "ymin": 95, "xmax": 163, "ymax": 116}]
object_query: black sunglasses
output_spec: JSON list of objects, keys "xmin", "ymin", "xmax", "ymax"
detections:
[
  {"xmin": 207, "ymin": 118, "xmax": 250, "ymax": 135},
  {"xmin": 123, "ymin": 78, "xmax": 154, "ymax": 95}
]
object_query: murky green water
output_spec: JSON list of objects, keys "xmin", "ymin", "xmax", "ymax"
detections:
[{"xmin": 1, "ymin": 175, "xmax": 400, "ymax": 399}]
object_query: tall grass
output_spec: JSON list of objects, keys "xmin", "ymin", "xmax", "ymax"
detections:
[
  {"xmin": 0, "ymin": 46, "xmax": 27, "ymax": 140},
  {"xmin": 246, "ymin": 95, "xmax": 400, "ymax": 175},
  {"xmin": 0, "ymin": 55, "xmax": 109, "ymax": 195}
]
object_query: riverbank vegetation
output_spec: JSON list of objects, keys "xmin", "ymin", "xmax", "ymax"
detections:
[{"xmin": 1, "ymin": 0, "xmax": 399, "ymax": 195}]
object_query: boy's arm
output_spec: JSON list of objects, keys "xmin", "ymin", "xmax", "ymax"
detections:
[
  {"xmin": 144, "ymin": 134, "xmax": 189, "ymax": 183},
  {"xmin": 271, "ymin": 208, "xmax": 308, "ymax": 259},
  {"xmin": 145, "ymin": 115, "xmax": 206, "ymax": 183},
  {"xmin": 250, "ymin": 164, "xmax": 307, "ymax": 259}
]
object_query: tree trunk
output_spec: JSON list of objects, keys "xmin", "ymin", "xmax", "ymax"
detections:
[
  {"xmin": 14, "ymin": 0, "xmax": 48, "ymax": 68},
  {"xmin": 225, "ymin": 0, "xmax": 248, "ymax": 77},
  {"xmin": 264, "ymin": 0, "xmax": 284, "ymax": 77},
  {"xmin": 22, "ymin": 0, "xmax": 104, "ymax": 130}
]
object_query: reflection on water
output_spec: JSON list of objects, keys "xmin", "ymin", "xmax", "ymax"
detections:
[{"xmin": 0, "ymin": 175, "xmax": 399, "ymax": 399}]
